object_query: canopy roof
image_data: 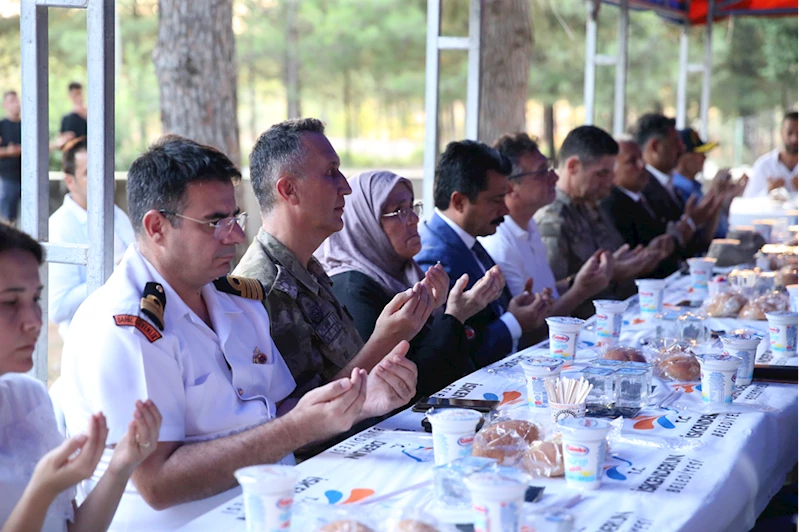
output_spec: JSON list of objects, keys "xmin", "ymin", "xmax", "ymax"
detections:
[{"xmin": 602, "ymin": 0, "xmax": 798, "ymax": 24}]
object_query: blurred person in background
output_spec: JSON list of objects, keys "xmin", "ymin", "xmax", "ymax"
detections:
[
  {"xmin": 0, "ymin": 90, "xmax": 22, "ymax": 223},
  {"xmin": 744, "ymin": 111, "xmax": 798, "ymax": 198}
]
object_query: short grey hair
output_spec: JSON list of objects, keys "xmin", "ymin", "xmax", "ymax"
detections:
[{"xmin": 249, "ymin": 117, "xmax": 326, "ymax": 214}]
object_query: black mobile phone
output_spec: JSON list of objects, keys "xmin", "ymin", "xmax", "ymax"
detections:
[
  {"xmin": 753, "ymin": 365, "xmax": 798, "ymax": 383},
  {"xmin": 412, "ymin": 396, "xmax": 499, "ymax": 413}
]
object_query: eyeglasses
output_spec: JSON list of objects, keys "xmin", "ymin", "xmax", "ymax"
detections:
[
  {"xmin": 382, "ymin": 202, "xmax": 423, "ymax": 223},
  {"xmin": 159, "ymin": 210, "xmax": 248, "ymax": 240},
  {"xmin": 509, "ymin": 165, "xmax": 557, "ymax": 181}
]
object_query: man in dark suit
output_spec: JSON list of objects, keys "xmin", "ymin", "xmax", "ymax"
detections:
[
  {"xmin": 415, "ymin": 140, "xmax": 551, "ymax": 367},
  {"xmin": 602, "ymin": 138, "xmax": 692, "ymax": 277},
  {"xmin": 633, "ymin": 113, "xmax": 722, "ymax": 255}
]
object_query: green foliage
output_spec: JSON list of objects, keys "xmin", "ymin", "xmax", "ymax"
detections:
[{"xmin": 0, "ymin": 0, "xmax": 795, "ymax": 169}]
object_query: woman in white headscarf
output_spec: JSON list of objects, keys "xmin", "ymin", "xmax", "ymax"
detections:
[{"xmin": 318, "ymin": 171, "xmax": 504, "ymax": 395}]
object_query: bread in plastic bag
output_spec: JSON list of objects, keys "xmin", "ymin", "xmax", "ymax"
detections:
[
  {"xmin": 647, "ymin": 341, "xmax": 700, "ymax": 382},
  {"xmin": 704, "ymin": 291, "xmax": 747, "ymax": 317},
  {"xmin": 738, "ymin": 292, "xmax": 790, "ymax": 320},
  {"xmin": 520, "ymin": 434, "xmax": 564, "ymax": 478},
  {"xmin": 601, "ymin": 345, "xmax": 647, "ymax": 362},
  {"xmin": 472, "ymin": 418, "xmax": 541, "ymax": 466}
]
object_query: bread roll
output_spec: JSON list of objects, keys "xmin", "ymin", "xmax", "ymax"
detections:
[
  {"xmin": 604, "ymin": 346, "xmax": 647, "ymax": 362},
  {"xmin": 776, "ymin": 266, "xmax": 798, "ymax": 288},
  {"xmin": 521, "ymin": 440, "xmax": 564, "ymax": 477},
  {"xmin": 705, "ymin": 292, "xmax": 747, "ymax": 317},
  {"xmin": 318, "ymin": 521, "xmax": 375, "ymax": 532},
  {"xmin": 472, "ymin": 419, "xmax": 540, "ymax": 464},
  {"xmin": 657, "ymin": 354, "xmax": 700, "ymax": 381}
]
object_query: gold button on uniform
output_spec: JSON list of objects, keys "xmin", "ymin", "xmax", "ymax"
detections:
[{"xmin": 237, "ymin": 388, "xmax": 244, "ymax": 396}]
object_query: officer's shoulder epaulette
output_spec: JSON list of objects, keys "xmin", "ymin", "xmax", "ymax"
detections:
[
  {"xmin": 214, "ymin": 275, "xmax": 265, "ymax": 301},
  {"xmin": 112, "ymin": 281, "xmax": 166, "ymax": 343},
  {"xmin": 140, "ymin": 282, "xmax": 166, "ymax": 330}
]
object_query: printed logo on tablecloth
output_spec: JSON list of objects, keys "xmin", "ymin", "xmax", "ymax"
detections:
[
  {"xmin": 671, "ymin": 383, "xmax": 701, "ymax": 393},
  {"xmin": 324, "ymin": 488, "xmax": 375, "ymax": 504},
  {"xmin": 483, "ymin": 390, "xmax": 524, "ymax": 407},
  {"xmin": 604, "ymin": 455, "xmax": 635, "ymax": 481},
  {"xmin": 633, "ymin": 408, "xmax": 677, "ymax": 430},
  {"xmin": 398, "ymin": 445, "xmax": 434, "ymax": 463}
]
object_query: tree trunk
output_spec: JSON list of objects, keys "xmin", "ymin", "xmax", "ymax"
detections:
[
  {"xmin": 543, "ymin": 103, "xmax": 555, "ymax": 159},
  {"xmin": 284, "ymin": 0, "xmax": 301, "ymax": 119},
  {"xmin": 153, "ymin": 0, "xmax": 241, "ymax": 167},
  {"xmin": 478, "ymin": 0, "xmax": 533, "ymax": 144}
]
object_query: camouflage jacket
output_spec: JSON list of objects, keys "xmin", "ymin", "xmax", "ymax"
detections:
[
  {"xmin": 233, "ymin": 229, "xmax": 364, "ymax": 397},
  {"xmin": 533, "ymin": 189, "xmax": 635, "ymax": 317}
]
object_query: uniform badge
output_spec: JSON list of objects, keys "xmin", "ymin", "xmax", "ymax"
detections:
[
  {"xmin": 297, "ymin": 293, "xmax": 324, "ymax": 324},
  {"xmin": 140, "ymin": 282, "xmax": 166, "ymax": 330},
  {"xmin": 114, "ymin": 314, "xmax": 162, "ymax": 343},
  {"xmin": 252, "ymin": 346, "xmax": 268, "ymax": 364},
  {"xmin": 214, "ymin": 275, "xmax": 265, "ymax": 301}
]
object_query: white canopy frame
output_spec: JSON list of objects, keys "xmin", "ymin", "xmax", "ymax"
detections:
[{"xmin": 20, "ymin": 0, "xmax": 115, "ymax": 383}]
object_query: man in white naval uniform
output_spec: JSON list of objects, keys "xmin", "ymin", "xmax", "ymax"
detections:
[{"xmin": 59, "ymin": 135, "xmax": 417, "ymax": 530}]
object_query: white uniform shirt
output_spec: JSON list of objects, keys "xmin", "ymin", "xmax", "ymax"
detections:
[
  {"xmin": 744, "ymin": 148, "xmax": 798, "ymax": 198},
  {"xmin": 59, "ymin": 245, "xmax": 296, "ymax": 530},
  {"xmin": 48, "ymin": 194, "xmax": 136, "ymax": 338},
  {"xmin": 479, "ymin": 215, "xmax": 560, "ymax": 299}
]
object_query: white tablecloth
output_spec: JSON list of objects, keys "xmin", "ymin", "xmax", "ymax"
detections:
[{"xmin": 181, "ymin": 272, "xmax": 798, "ymax": 532}]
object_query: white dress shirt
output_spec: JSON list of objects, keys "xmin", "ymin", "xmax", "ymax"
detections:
[
  {"xmin": 59, "ymin": 245, "xmax": 296, "ymax": 530},
  {"xmin": 48, "ymin": 194, "xmax": 136, "ymax": 338},
  {"xmin": 434, "ymin": 209, "xmax": 522, "ymax": 349},
  {"xmin": 479, "ymin": 215, "xmax": 559, "ymax": 299},
  {"xmin": 744, "ymin": 148, "xmax": 798, "ymax": 198}
]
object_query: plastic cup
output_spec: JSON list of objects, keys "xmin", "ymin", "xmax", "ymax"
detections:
[
  {"xmin": 558, "ymin": 417, "xmax": 611, "ymax": 491},
  {"xmin": 545, "ymin": 317, "xmax": 586, "ymax": 366},
  {"xmin": 635, "ymin": 279, "xmax": 666, "ymax": 318},
  {"xmin": 234, "ymin": 465, "xmax": 299, "ymax": 532},
  {"xmin": 549, "ymin": 401, "xmax": 587, "ymax": 423},
  {"xmin": 720, "ymin": 332, "xmax": 762, "ymax": 387},
  {"xmin": 593, "ymin": 299, "xmax": 628, "ymax": 347},
  {"xmin": 687, "ymin": 257, "xmax": 717, "ymax": 301},
  {"xmin": 787, "ymin": 285, "xmax": 798, "ymax": 312},
  {"xmin": 519, "ymin": 358, "xmax": 563, "ymax": 408},
  {"xmin": 765, "ymin": 311, "xmax": 798, "ymax": 357},
  {"xmin": 427, "ymin": 408, "xmax": 483, "ymax": 466},
  {"xmin": 465, "ymin": 470, "xmax": 528, "ymax": 532},
  {"xmin": 708, "ymin": 276, "xmax": 729, "ymax": 298},
  {"xmin": 698, "ymin": 354, "xmax": 742, "ymax": 404}
]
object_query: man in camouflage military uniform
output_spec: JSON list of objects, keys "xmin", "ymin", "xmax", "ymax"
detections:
[
  {"xmin": 235, "ymin": 118, "xmax": 430, "ymax": 397},
  {"xmin": 534, "ymin": 126, "xmax": 667, "ymax": 318}
]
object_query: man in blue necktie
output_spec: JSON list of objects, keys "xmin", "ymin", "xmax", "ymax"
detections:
[{"xmin": 415, "ymin": 140, "xmax": 551, "ymax": 368}]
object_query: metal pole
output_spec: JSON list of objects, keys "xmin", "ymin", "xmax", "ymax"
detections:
[
  {"xmin": 700, "ymin": 0, "xmax": 714, "ymax": 140},
  {"xmin": 464, "ymin": 0, "xmax": 481, "ymax": 140},
  {"xmin": 676, "ymin": 24, "xmax": 689, "ymax": 129},
  {"xmin": 583, "ymin": 1, "xmax": 598, "ymax": 126},
  {"xmin": 422, "ymin": 0, "xmax": 441, "ymax": 215},
  {"xmin": 20, "ymin": 1, "xmax": 50, "ymax": 384},
  {"xmin": 86, "ymin": 0, "xmax": 115, "ymax": 293},
  {"xmin": 612, "ymin": 0, "xmax": 628, "ymax": 136}
]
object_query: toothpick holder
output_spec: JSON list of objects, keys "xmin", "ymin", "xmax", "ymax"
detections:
[{"xmin": 549, "ymin": 401, "xmax": 587, "ymax": 423}]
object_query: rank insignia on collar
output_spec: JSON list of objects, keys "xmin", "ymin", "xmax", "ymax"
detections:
[
  {"xmin": 214, "ymin": 275, "xmax": 265, "ymax": 301},
  {"xmin": 140, "ymin": 282, "xmax": 166, "ymax": 330},
  {"xmin": 252, "ymin": 346, "xmax": 268, "ymax": 364}
]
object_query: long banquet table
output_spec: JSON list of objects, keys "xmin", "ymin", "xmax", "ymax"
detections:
[{"xmin": 181, "ymin": 271, "xmax": 798, "ymax": 532}]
